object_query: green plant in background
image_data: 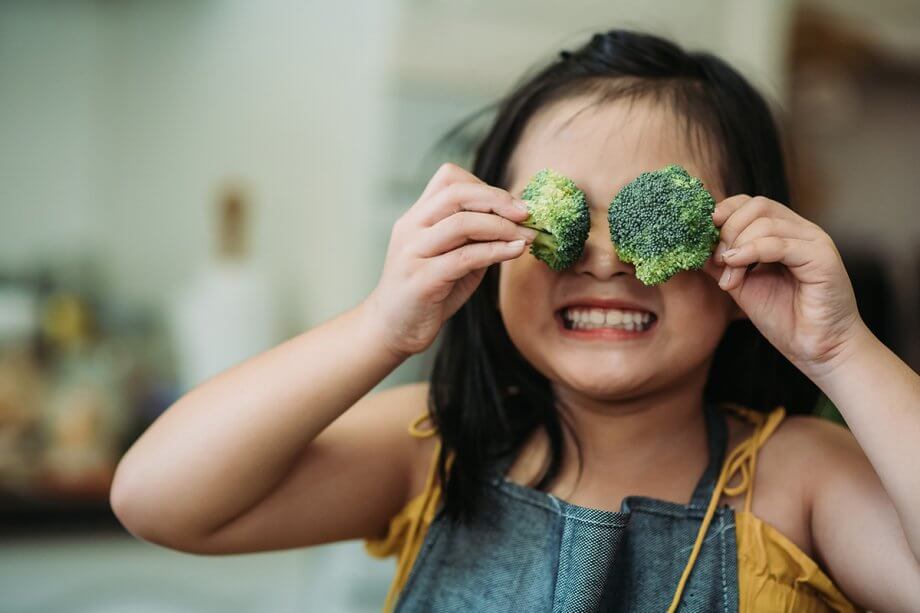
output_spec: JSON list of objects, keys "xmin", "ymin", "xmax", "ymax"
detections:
[
  {"xmin": 608, "ymin": 164, "xmax": 720, "ymax": 285},
  {"xmin": 520, "ymin": 168, "xmax": 591, "ymax": 271},
  {"xmin": 813, "ymin": 392, "xmax": 847, "ymax": 426}
]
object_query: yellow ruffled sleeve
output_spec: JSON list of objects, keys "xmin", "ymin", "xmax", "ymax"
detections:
[{"xmin": 736, "ymin": 511, "xmax": 860, "ymax": 612}]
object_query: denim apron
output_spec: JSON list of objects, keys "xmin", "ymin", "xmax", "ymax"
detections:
[{"xmin": 393, "ymin": 400, "xmax": 739, "ymax": 612}]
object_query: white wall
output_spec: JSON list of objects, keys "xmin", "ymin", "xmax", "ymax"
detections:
[
  {"xmin": 95, "ymin": 1, "xmax": 395, "ymax": 328},
  {"xmin": 1, "ymin": 0, "xmax": 394, "ymax": 331},
  {"xmin": 390, "ymin": 0, "xmax": 793, "ymax": 101},
  {"xmin": 0, "ymin": 2, "xmax": 102, "ymax": 268}
]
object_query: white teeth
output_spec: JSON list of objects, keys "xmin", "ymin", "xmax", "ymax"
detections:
[
  {"xmin": 589, "ymin": 309, "xmax": 605, "ymax": 324},
  {"xmin": 562, "ymin": 307, "xmax": 654, "ymax": 331}
]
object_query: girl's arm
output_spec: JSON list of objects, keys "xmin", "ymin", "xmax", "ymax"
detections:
[
  {"xmin": 110, "ymin": 163, "xmax": 537, "ymax": 553},
  {"xmin": 709, "ymin": 194, "xmax": 920, "ymax": 609},
  {"xmin": 809, "ymin": 321, "xmax": 920, "ymax": 562},
  {"xmin": 803, "ymin": 322, "xmax": 920, "ymax": 610},
  {"xmin": 110, "ymin": 302, "xmax": 409, "ymax": 551}
]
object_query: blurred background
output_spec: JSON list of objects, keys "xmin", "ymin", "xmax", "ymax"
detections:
[{"xmin": 1, "ymin": 0, "xmax": 918, "ymax": 611}]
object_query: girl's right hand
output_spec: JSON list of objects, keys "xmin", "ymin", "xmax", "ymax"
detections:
[{"xmin": 364, "ymin": 163, "xmax": 538, "ymax": 359}]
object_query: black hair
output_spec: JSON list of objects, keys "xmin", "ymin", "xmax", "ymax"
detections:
[{"xmin": 426, "ymin": 29, "xmax": 820, "ymax": 524}]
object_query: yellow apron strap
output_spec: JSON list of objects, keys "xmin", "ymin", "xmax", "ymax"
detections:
[
  {"xmin": 666, "ymin": 405, "xmax": 786, "ymax": 612},
  {"xmin": 409, "ymin": 411, "xmax": 437, "ymax": 438},
  {"xmin": 741, "ymin": 407, "xmax": 785, "ymax": 513},
  {"xmin": 384, "ymin": 413, "xmax": 452, "ymax": 612}
]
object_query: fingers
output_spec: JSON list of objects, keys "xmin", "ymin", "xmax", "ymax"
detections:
[
  {"xmin": 713, "ymin": 195, "xmax": 814, "ymax": 261},
  {"xmin": 428, "ymin": 239, "xmax": 528, "ymax": 281},
  {"xmin": 713, "ymin": 217, "xmax": 813, "ymax": 286},
  {"xmin": 414, "ymin": 181, "xmax": 530, "ymax": 227},
  {"xmin": 711, "ymin": 194, "xmax": 753, "ymax": 227},
  {"xmin": 722, "ymin": 235, "xmax": 811, "ymax": 267},
  {"xmin": 716, "ymin": 216, "xmax": 817, "ymax": 263},
  {"xmin": 417, "ymin": 162, "xmax": 484, "ymax": 202},
  {"xmin": 714, "ymin": 196, "xmax": 805, "ymax": 254},
  {"xmin": 389, "ymin": 163, "xmax": 535, "ymax": 288},
  {"xmin": 711, "ymin": 195, "xmax": 756, "ymax": 275},
  {"xmin": 709, "ymin": 195, "xmax": 822, "ymax": 292},
  {"xmin": 718, "ymin": 237, "xmax": 813, "ymax": 291},
  {"xmin": 416, "ymin": 211, "xmax": 538, "ymax": 257}
]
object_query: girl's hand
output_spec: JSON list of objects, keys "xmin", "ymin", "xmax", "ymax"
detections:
[
  {"xmin": 703, "ymin": 195, "xmax": 865, "ymax": 378},
  {"xmin": 363, "ymin": 163, "xmax": 538, "ymax": 360}
]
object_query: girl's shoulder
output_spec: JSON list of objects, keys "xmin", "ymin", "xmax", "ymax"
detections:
[
  {"xmin": 724, "ymin": 404, "xmax": 854, "ymax": 463},
  {"xmin": 347, "ymin": 380, "xmax": 439, "ymax": 533},
  {"xmin": 721, "ymin": 405, "xmax": 857, "ymax": 559},
  {"xmin": 394, "ymin": 382, "xmax": 443, "ymax": 510}
]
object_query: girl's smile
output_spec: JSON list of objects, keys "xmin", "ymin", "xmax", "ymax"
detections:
[{"xmin": 556, "ymin": 299, "xmax": 658, "ymax": 339}]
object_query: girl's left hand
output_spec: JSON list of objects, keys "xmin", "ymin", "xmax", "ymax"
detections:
[{"xmin": 703, "ymin": 195, "xmax": 865, "ymax": 378}]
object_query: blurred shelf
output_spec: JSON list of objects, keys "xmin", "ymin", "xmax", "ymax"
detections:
[{"xmin": 0, "ymin": 491, "xmax": 123, "ymax": 538}]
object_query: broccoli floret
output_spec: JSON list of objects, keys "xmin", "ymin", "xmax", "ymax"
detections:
[
  {"xmin": 608, "ymin": 164, "xmax": 719, "ymax": 285},
  {"xmin": 520, "ymin": 168, "xmax": 590, "ymax": 271}
]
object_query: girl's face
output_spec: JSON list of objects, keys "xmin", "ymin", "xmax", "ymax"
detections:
[{"xmin": 499, "ymin": 95, "xmax": 742, "ymax": 402}]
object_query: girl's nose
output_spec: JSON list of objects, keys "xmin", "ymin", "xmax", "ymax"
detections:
[{"xmin": 570, "ymin": 208, "xmax": 635, "ymax": 280}]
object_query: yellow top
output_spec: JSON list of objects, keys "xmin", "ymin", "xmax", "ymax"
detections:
[{"xmin": 364, "ymin": 403, "xmax": 862, "ymax": 613}]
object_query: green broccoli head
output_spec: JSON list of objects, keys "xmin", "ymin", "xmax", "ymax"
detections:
[
  {"xmin": 520, "ymin": 168, "xmax": 591, "ymax": 271},
  {"xmin": 608, "ymin": 164, "xmax": 720, "ymax": 285}
]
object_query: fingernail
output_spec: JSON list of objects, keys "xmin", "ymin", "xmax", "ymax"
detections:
[
  {"xmin": 520, "ymin": 227, "xmax": 539, "ymax": 241},
  {"xmin": 719, "ymin": 267, "xmax": 732, "ymax": 288},
  {"xmin": 722, "ymin": 247, "xmax": 739, "ymax": 260},
  {"xmin": 508, "ymin": 239, "xmax": 525, "ymax": 249},
  {"xmin": 514, "ymin": 199, "xmax": 530, "ymax": 212},
  {"xmin": 715, "ymin": 241, "xmax": 726, "ymax": 261}
]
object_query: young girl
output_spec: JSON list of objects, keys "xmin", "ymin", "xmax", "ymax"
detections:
[{"xmin": 111, "ymin": 30, "xmax": 920, "ymax": 612}]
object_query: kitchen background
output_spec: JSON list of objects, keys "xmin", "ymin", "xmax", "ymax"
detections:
[{"xmin": 1, "ymin": 0, "xmax": 918, "ymax": 611}]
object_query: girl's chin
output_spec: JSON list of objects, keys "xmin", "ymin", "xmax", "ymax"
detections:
[
  {"xmin": 553, "ymin": 351, "xmax": 651, "ymax": 375},
  {"xmin": 554, "ymin": 368, "xmax": 651, "ymax": 400}
]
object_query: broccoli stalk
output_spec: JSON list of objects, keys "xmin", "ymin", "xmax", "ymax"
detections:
[
  {"xmin": 608, "ymin": 164, "xmax": 720, "ymax": 285},
  {"xmin": 520, "ymin": 168, "xmax": 591, "ymax": 271}
]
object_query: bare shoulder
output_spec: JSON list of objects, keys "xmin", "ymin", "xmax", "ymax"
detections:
[
  {"xmin": 345, "ymin": 380, "xmax": 438, "ymax": 505},
  {"xmin": 767, "ymin": 414, "xmax": 864, "ymax": 474},
  {"xmin": 389, "ymin": 381, "xmax": 441, "ymax": 495},
  {"xmin": 299, "ymin": 380, "xmax": 436, "ymax": 541},
  {"xmin": 721, "ymin": 410, "xmax": 863, "ymax": 558},
  {"xmin": 397, "ymin": 381, "xmax": 442, "ymax": 503}
]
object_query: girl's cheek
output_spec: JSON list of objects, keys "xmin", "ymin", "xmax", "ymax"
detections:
[
  {"xmin": 498, "ymin": 263, "xmax": 528, "ymax": 319},
  {"xmin": 660, "ymin": 275, "xmax": 733, "ymax": 339}
]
